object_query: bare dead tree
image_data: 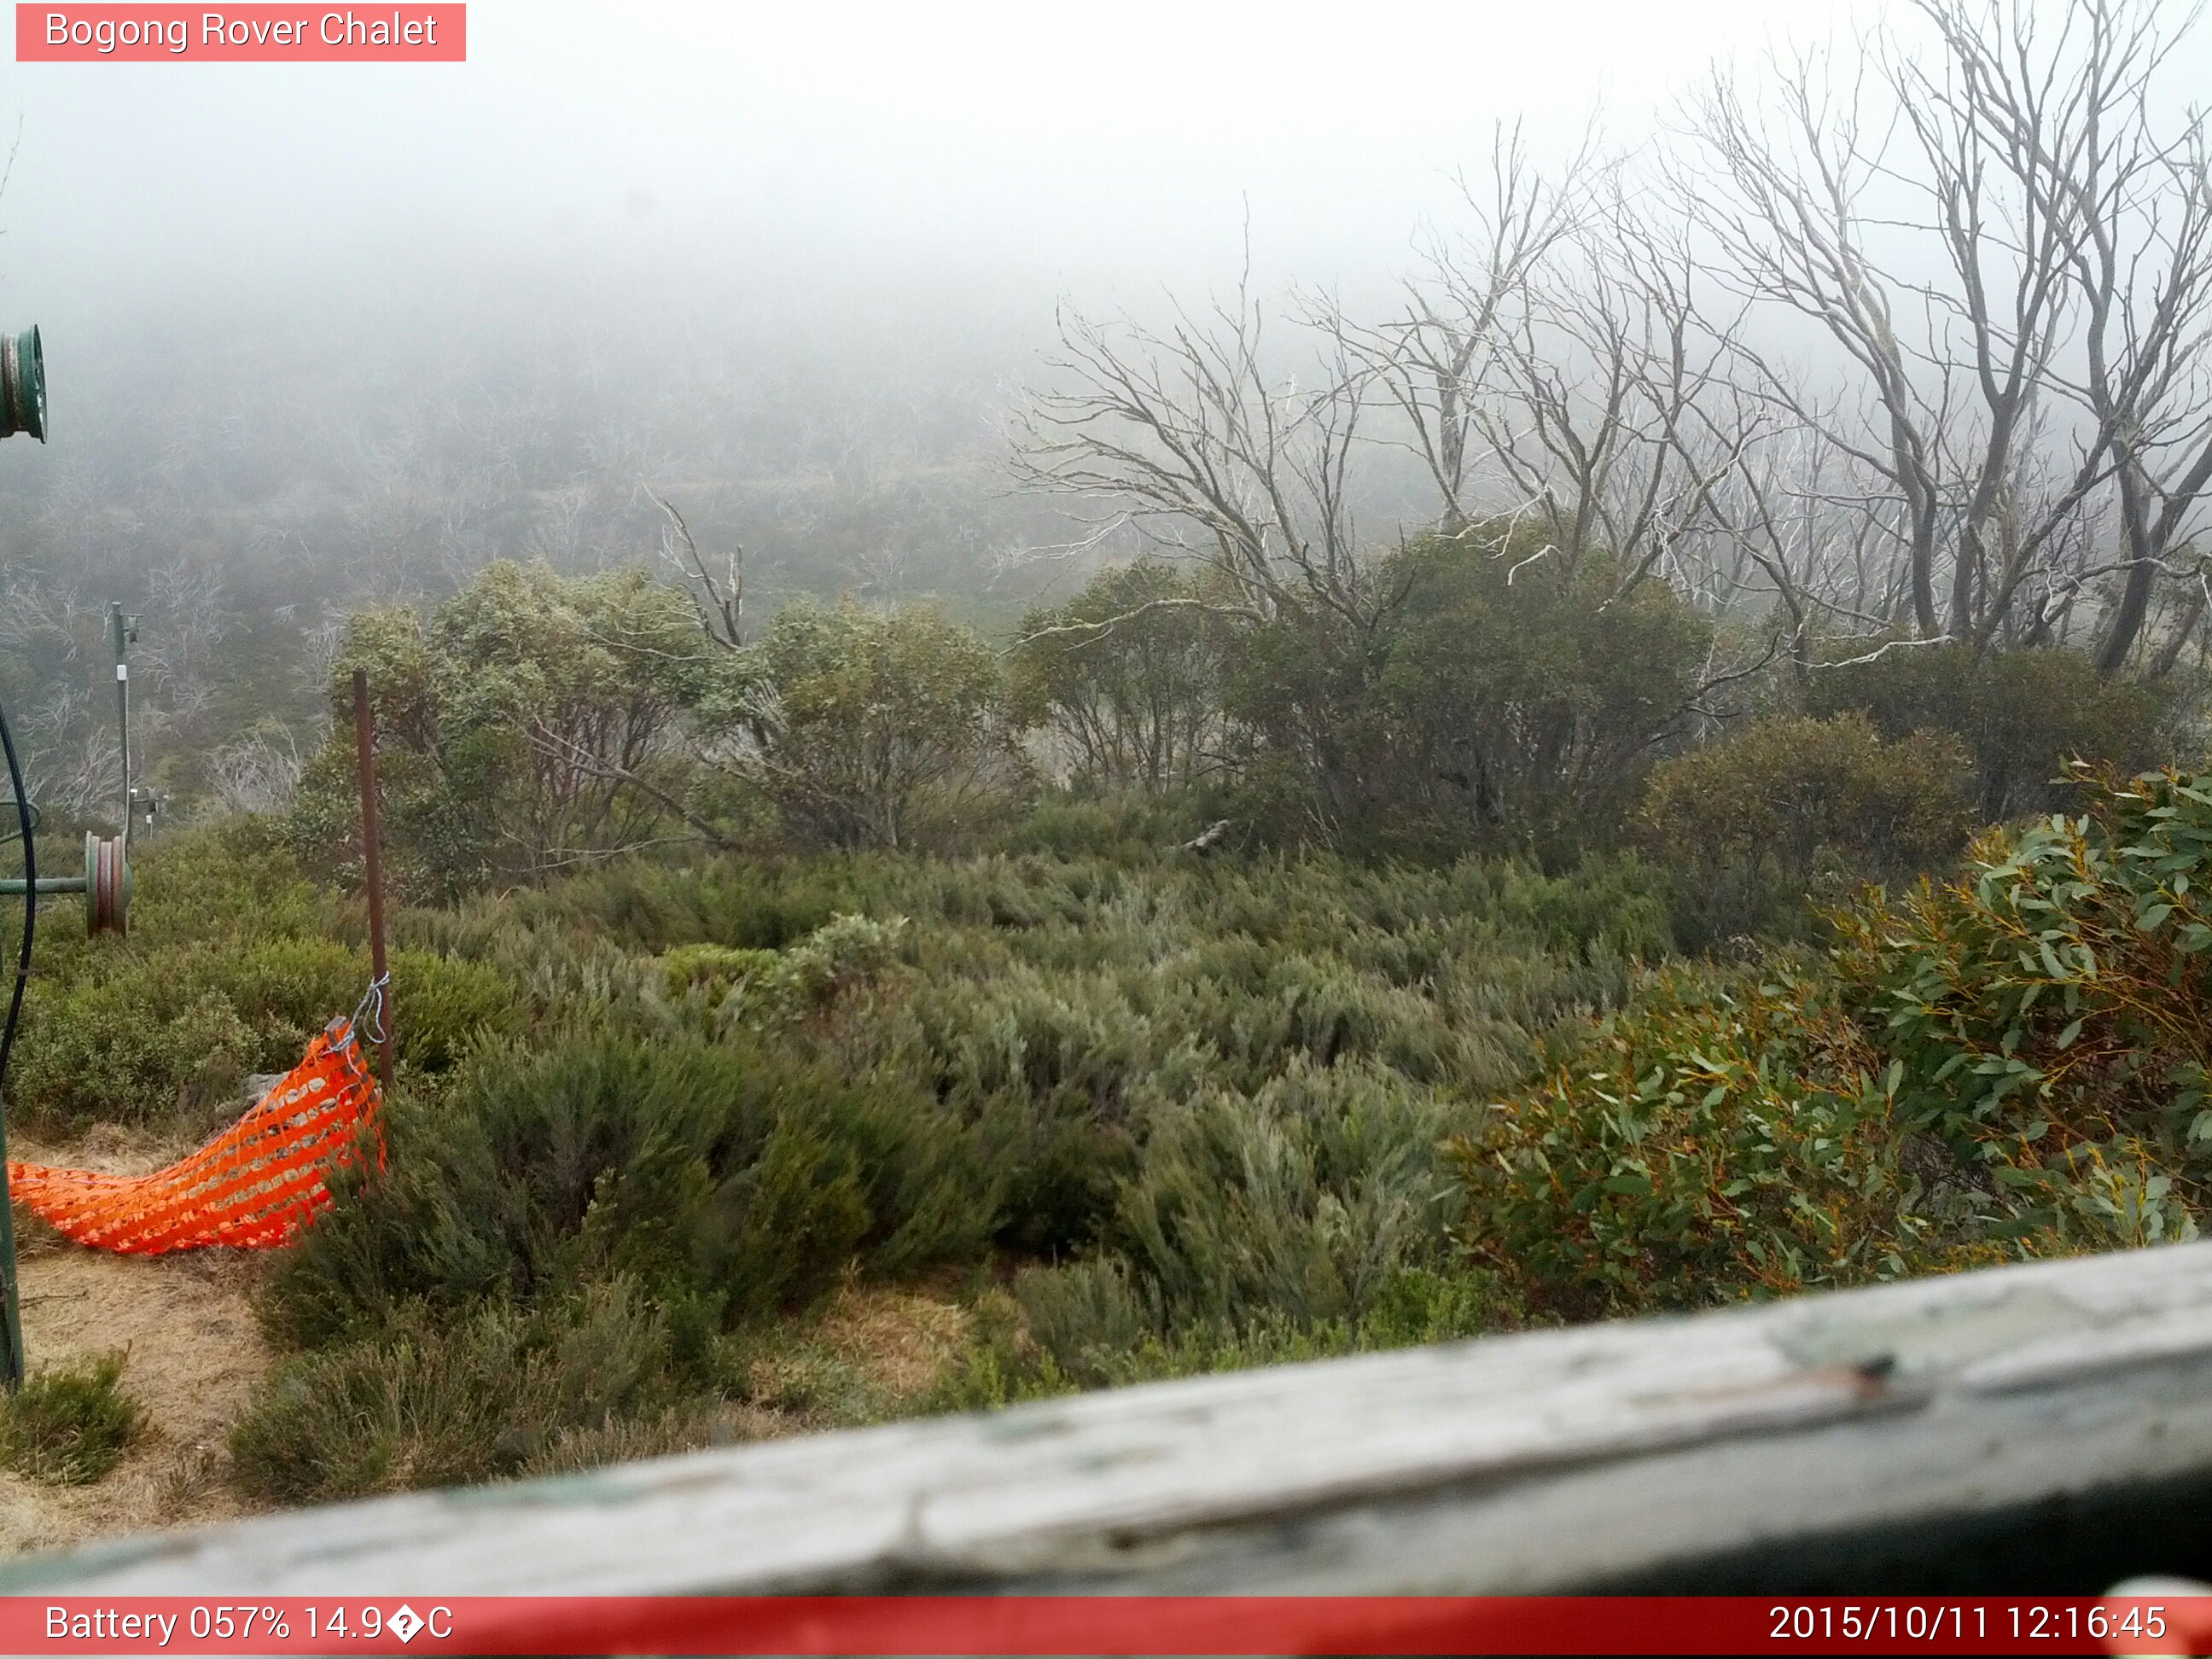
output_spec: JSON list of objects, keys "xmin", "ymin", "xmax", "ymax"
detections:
[
  {"xmin": 1682, "ymin": 0, "xmax": 2212, "ymax": 664},
  {"xmin": 1684, "ymin": 49, "xmax": 1959, "ymax": 639},
  {"xmin": 1684, "ymin": 36, "xmax": 2116, "ymax": 646},
  {"xmin": 1912, "ymin": 0, "xmax": 2212, "ymax": 672},
  {"xmin": 1705, "ymin": 425, "xmax": 1873, "ymax": 676},
  {"xmin": 1000, "ymin": 0, "xmax": 2212, "ymax": 718},
  {"xmin": 1010, "ymin": 259, "xmax": 1424, "ymax": 836},
  {"xmin": 1332, "ymin": 124, "xmax": 1597, "ymax": 533},
  {"xmin": 208, "ymin": 724, "xmax": 305, "ymax": 816},
  {"xmin": 1010, "ymin": 262, "xmax": 1371, "ymax": 634},
  {"xmin": 139, "ymin": 556, "xmax": 231, "ymax": 724},
  {"xmin": 1462, "ymin": 189, "xmax": 1773, "ymax": 598},
  {"xmin": 644, "ymin": 485, "xmax": 746, "ymax": 650}
]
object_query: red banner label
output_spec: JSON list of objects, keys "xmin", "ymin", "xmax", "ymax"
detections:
[
  {"xmin": 16, "ymin": 5, "xmax": 464, "ymax": 61},
  {"xmin": 0, "ymin": 1595, "xmax": 2208, "ymax": 1655}
]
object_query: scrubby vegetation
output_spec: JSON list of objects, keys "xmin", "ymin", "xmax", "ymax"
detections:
[
  {"xmin": 21, "ymin": 0, "xmax": 2212, "ymax": 1541},
  {"xmin": 8, "ymin": 535, "xmax": 2212, "ymax": 1508},
  {"xmin": 1, "ymin": 1353, "xmax": 147, "ymax": 1487},
  {"xmin": 1459, "ymin": 765, "xmax": 2212, "ymax": 1326},
  {"xmin": 1639, "ymin": 713, "xmax": 1975, "ymax": 944},
  {"xmin": 213, "ymin": 830, "xmax": 1667, "ymax": 1499}
]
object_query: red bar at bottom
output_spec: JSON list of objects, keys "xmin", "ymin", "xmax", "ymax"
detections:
[{"xmin": 5, "ymin": 1594, "xmax": 2211, "ymax": 1656}]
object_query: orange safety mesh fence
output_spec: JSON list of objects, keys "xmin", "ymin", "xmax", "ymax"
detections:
[{"xmin": 5, "ymin": 1012, "xmax": 383, "ymax": 1254}]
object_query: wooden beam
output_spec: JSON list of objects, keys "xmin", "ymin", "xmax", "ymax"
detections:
[{"xmin": 11, "ymin": 1243, "xmax": 2212, "ymax": 1593}]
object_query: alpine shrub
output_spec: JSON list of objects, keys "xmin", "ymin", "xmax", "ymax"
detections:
[{"xmin": 3, "ymin": 1352, "xmax": 147, "ymax": 1486}]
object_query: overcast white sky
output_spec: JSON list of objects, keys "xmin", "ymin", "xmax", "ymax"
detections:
[
  {"xmin": 0, "ymin": 0, "xmax": 1812, "ymax": 322},
  {"xmin": 11, "ymin": 0, "xmax": 2209, "ymax": 492},
  {"xmin": 3, "ymin": 0, "xmax": 2208, "ymax": 601}
]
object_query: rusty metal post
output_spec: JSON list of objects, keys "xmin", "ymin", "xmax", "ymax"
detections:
[{"xmin": 352, "ymin": 668, "xmax": 394, "ymax": 1093}]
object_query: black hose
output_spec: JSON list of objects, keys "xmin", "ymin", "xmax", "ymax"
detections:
[{"xmin": 0, "ymin": 693, "xmax": 32, "ymax": 1091}]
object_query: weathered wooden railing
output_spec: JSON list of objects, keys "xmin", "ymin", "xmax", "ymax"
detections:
[{"xmin": 9, "ymin": 1242, "xmax": 2212, "ymax": 1594}]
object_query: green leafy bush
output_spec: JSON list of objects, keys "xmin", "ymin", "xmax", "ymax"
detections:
[
  {"xmin": 1218, "ymin": 531, "xmax": 1712, "ymax": 856},
  {"xmin": 201, "ymin": 934, "xmax": 364, "ymax": 1044},
  {"xmin": 1831, "ymin": 765, "xmax": 2212, "ymax": 1245},
  {"xmin": 288, "ymin": 562, "xmax": 725, "ymax": 899},
  {"xmin": 1460, "ymin": 765, "xmax": 2212, "ymax": 1323},
  {"xmin": 733, "ymin": 597, "xmax": 1030, "ymax": 852},
  {"xmin": 1010, "ymin": 559, "xmax": 1228, "ymax": 794},
  {"xmin": 1804, "ymin": 643, "xmax": 2174, "ymax": 823},
  {"xmin": 1640, "ymin": 713, "xmax": 1972, "ymax": 942},
  {"xmin": 1451, "ymin": 968, "xmax": 1995, "ymax": 1322}
]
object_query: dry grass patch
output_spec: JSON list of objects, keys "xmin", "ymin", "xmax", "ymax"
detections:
[{"xmin": 743, "ymin": 1278, "xmax": 969, "ymax": 1428}]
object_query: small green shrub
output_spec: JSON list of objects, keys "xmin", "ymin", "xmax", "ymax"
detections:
[
  {"xmin": 1007, "ymin": 1257, "xmax": 1158, "ymax": 1374},
  {"xmin": 124, "ymin": 822, "xmax": 333, "ymax": 944},
  {"xmin": 12, "ymin": 972, "xmax": 255, "ymax": 1132},
  {"xmin": 202, "ymin": 934, "xmax": 363, "ymax": 1045},
  {"xmin": 1805, "ymin": 643, "xmax": 2175, "ymax": 823},
  {"xmin": 934, "ymin": 1264, "xmax": 1494, "ymax": 1411},
  {"xmin": 3, "ymin": 827, "xmax": 396, "ymax": 1132},
  {"xmin": 513, "ymin": 1400, "xmax": 740, "ymax": 1480},
  {"xmin": 3, "ymin": 1353, "xmax": 147, "ymax": 1485},
  {"xmin": 1116, "ymin": 1060, "xmax": 1464, "ymax": 1326},
  {"xmin": 1640, "ymin": 713, "xmax": 1971, "ymax": 943},
  {"xmin": 659, "ymin": 943, "xmax": 779, "ymax": 1007},
  {"xmin": 1230, "ymin": 530, "xmax": 1714, "ymax": 856},
  {"xmin": 256, "ymin": 1036, "xmax": 883, "ymax": 1353},
  {"xmin": 731, "ymin": 913, "xmax": 905, "ymax": 1031},
  {"xmin": 389, "ymin": 948, "xmax": 520, "ymax": 1073},
  {"xmin": 230, "ymin": 1282, "xmax": 683, "ymax": 1504},
  {"xmin": 1004, "ymin": 793, "xmax": 1208, "ymax": 862}
]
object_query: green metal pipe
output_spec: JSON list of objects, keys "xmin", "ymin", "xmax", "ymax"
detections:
[
  {"xmin": 111, "ymin": 604, "xmax": 131, "ymax": 850},
  {"xmin": 0, "ymin": 836, "xmax": 129, "ymax": 932},
  {"xmin": 0, "ymin": 319, "xmax": 49, "ymax": 1394}
]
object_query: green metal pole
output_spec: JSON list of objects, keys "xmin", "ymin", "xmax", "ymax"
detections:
[
  {"xmin": 0, "ymin": 1102, "xmax": 23, "ymax": 1390},
  {"xmin": 110, "ymin": 604, "xmax": 131, "ymax": 849},
  {"xmin": 0, "ymin": 322, "xmax": 49, "ymax": 1388},
  {"xmin": 0, "ymin": 1091, "xmax": 22, "ymax": 1388},
  {"xmin": 0, "ymin": 701, "xmax": 33, "ymax": 1392}
]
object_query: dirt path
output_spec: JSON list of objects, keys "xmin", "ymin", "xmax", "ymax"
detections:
[
  {"xmin": 0, "ymin": 1132, "xmax": 275, "ymax": 1557},
  {"xmin": 0, "ymin": 1144, "xmax": 973, "ymax": 1558}
]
